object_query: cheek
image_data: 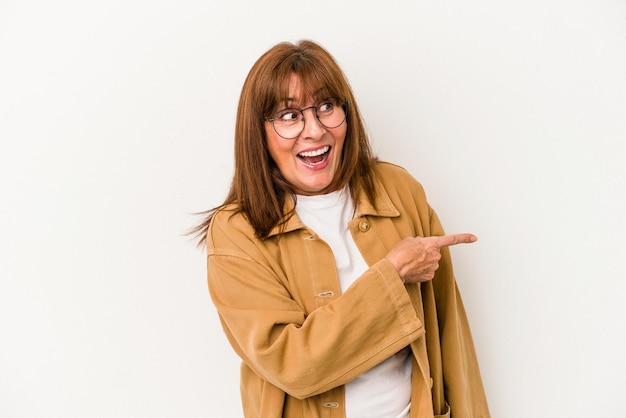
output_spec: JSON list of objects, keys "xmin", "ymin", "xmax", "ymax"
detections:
[
  {"xmin": 334, "ymin": 126, "xmax": 348, "ymax": 154},
  {"xmin": 265, "ymin": 128, "xmax": 293, "ymax": 163},
  {"xmin": 264, "ymin": 126, "xmax": 279, "ymax": 157}
]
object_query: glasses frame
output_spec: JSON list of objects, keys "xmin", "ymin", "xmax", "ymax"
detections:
[{"xmin": 265, "ymin": 98, "xmax": 349, "ymax": 140}]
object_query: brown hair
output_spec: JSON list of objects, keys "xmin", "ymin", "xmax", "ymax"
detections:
[{"xmin": 191, "ymin": 40, "xmax": 378, "ymax": 245}]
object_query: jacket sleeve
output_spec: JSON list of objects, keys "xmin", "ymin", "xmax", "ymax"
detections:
[
  {"xmin": 427, "ymin": 208, "xmax": 491, "ymax": 417},
  {"xmin": 207, "ymin": 211, "xmax": 424, "ymax": 400}
]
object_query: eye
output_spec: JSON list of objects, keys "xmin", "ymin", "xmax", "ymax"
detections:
[
  {"xmin": 276, "ymin": 109, "xmax": 300, "ymax": 123},
  {"xmin": 317, "ymin": 100, "xmax": 335, "ymax": 114}
]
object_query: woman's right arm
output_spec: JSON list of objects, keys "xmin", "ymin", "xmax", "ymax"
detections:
[{"xmin": 207, "ymin": 211, "xmax": 424, "ymax": 400}]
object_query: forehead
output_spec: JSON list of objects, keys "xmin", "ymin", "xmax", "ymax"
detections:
[
  {"xmin": 286, "ymin": 74, "xmax": 303, "ymax": 101},
  {"xmin": 280, "ymin": 73, "xmax": 330, "ymax": 106}
]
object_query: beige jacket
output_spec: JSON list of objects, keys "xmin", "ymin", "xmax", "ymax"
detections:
[{"xmin": 207, "ymin": 162, "xmax": 490, "ymax": 418}]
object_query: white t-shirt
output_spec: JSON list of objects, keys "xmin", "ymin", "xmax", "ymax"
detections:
[{"xmin": 295, "ymin": 187, "xmax": 412, "ymax": 418}]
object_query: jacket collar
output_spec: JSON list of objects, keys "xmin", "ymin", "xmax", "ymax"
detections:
[{"xmin": 267, "ymin": 177, "xmax": 400, "ymax": 237}]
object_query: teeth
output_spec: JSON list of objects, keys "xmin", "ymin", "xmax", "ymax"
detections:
[{"xmin": 298, "ymin": 146, "xmax": 330, "ymax": 157}]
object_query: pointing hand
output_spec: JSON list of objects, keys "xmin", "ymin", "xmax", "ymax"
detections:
[{"xmin": 386, "ymin": 234, "xmax": 477, "ymax": 283}]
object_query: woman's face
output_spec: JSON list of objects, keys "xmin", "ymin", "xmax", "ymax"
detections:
[{"xmin": 264, "ymin": 74, "xmax": 347, "ymax": 196}]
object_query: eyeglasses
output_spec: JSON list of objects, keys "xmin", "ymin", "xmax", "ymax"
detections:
[{"xmin": 265, "ymin": 97, "xmax": 348, "ymax": 140}]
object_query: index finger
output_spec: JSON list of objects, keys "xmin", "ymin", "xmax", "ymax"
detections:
[{"xmin": 433, "ymin": 233, "xmax": 477, "ymax": 248}]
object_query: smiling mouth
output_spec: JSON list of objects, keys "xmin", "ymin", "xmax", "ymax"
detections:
[{"xmin": 297, "ymin": 145, "xmax": 331, "ymax": 166}]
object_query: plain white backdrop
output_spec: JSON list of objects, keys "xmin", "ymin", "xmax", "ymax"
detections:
[{"xmin": 1, "ymin": 1, "xmax": 625, "ymax": 417}]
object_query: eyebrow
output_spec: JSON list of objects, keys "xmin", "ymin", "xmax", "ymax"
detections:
[{"xmin": 283, "ymin": 93, "xmax": 333, "ymax": 108}]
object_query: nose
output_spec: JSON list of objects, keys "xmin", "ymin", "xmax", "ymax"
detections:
[{"xmin": 299, "ymin": 107, "xmax": 326, "ymax": 140}]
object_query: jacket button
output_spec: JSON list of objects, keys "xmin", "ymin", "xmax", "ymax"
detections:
[{"xmin": 358, "ymin": 219, "xmax": 370, "ymax": 232}]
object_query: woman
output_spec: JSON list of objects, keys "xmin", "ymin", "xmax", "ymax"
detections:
[{"xmin": 194, "ymin": 40, "xmax": 490, "ymax": 418}]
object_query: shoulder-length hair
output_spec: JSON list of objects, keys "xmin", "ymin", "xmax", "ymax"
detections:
[{"xmin": 192, "ymin": 40, "xmax": 378, "ymax": 245}]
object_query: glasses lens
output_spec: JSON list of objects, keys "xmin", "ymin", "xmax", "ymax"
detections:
[
  {"xmin": 272, "ymin": 109, "xmax": 303, "ymax": 139},
  {"xmin": 316, "ymin": 98, "xmax": 346, "ymax": 129}
]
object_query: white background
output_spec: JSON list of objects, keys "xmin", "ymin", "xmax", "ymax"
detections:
[{"xmin": 1, "ymin": 1, "xmax": 625, "ymax": 417}]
